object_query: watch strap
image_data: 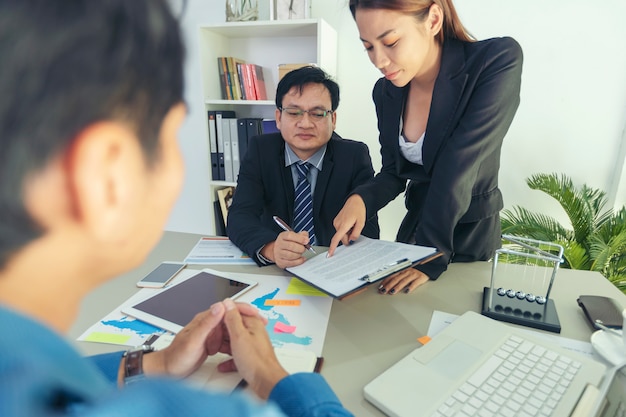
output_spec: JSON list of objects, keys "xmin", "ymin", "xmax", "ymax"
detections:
[{"xmin": 123, "ymin": 345, "xmax": 154, "ymax": 385}]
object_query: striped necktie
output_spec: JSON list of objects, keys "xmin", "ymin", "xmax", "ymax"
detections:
[{"xmin": 293, "ymin": 162, "xmax": 316, "ymax": 246}]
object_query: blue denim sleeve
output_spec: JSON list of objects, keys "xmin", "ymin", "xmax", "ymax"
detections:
[
  {"xmin": 87, "ymin": 351, "xmax": 125, "ymax": 383},
  {"xmin": 268, "ymin": 373, "xmax": 354, "ymax": 417}
]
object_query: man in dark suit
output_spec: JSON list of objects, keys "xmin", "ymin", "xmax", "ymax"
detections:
[{"xmin": 227, "ymin": 66, "xmax": 379, "ymax": 268}]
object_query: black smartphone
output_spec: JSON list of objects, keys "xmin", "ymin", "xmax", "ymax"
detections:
[{"xmin": 577, "ymin": 295, "xmax": 624, "ymax": 329}]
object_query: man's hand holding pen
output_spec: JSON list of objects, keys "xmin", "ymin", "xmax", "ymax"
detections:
[{"xmin": 259, "ymin": 216, "xmax": 317, "ymax": 269}]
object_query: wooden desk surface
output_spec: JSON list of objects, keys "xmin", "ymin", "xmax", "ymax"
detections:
[{"xmin": 68, "ymin": 231, "xmax": 626, "ymax": 416}]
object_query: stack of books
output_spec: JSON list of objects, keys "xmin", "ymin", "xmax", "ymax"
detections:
[{"xmin": 217, "ymin": 57, "xmax": 268, "ymax": 101}]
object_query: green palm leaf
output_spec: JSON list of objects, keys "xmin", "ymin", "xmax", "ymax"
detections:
[
  {"xmin": 501, "ymin": 207, "xmax": 570, "ymax": 242},
  {"xmin": 525, "ymin": 173, "xmax": 611, "ymax": 244}
]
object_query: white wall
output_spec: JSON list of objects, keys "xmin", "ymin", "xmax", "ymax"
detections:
[{"xmin": 167, "ymin": 0, "xmax": 626, "ymax": 240}]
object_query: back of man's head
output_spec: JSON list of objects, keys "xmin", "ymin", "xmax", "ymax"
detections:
[
  {"xmin": 275, "ymin": 66, "xmax": 340, "ymax": 111},
  {"xmin": 0, "ymin": 0, "xmax": 185, "ymax": 269}
]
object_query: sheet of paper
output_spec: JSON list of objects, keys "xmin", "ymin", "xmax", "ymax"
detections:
[
  {"xmin": 212, "ymin": 269, "xmax": 332, "ymax": 357},
  {"xmin": 183, "ymin": 237, "xmax": 255, "ymax": 264},
  {"xmin": 428, "ymin": 310, "xmax": 599, "ymax": 360},
  {"xmin": 287, "ymin": 236, "xmax": 437, "ymax": 297},
  {"xmin": 76, "ymin": 270, "xmax": 200, "ymax": 346}
]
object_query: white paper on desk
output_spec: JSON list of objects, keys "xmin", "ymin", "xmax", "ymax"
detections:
[
  {"xmin": 76, "ymin": 270, "xmax": 197, "ymax": 346},
  {"xmin": 428, "ymin": 310, "xmax": 598, "ymax": 360},
  {"xmin": 184, "ymin": 237, "xmax": 255, "ymax": 265},
  {"xmin": 286, "ymin": 236, "xmax": 437, "ymax": 298}
]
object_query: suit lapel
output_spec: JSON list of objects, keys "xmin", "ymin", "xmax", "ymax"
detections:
[
  {"xmin": 313, "ymin": 137, "xmax": 335, "ymax": 217},
  {"xmin": 382, "ymin": 82, "xmax": 407, "ymax": 169},
  {"xmin": 423, "ymin": 39, "xmax": 468, "ymax": 173}
]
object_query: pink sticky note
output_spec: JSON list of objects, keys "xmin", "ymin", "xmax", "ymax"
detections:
[{"xmin": 274, "ymin": 321, "xmax": 296, "ymax": 334}]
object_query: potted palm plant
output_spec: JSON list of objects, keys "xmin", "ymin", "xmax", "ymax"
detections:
[{"xmin": 501, "ymin": 173, "xmax": 626, "ymax": 293}]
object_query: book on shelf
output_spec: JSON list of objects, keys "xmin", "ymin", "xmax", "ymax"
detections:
[
  {"xmin": 217, "ymin": 57, "xmax": 232, "ymax": 100},
  {"xmin": 208, "ymin": 110, "xmax": 236, "ymax": 181},
  {"xmin": 242, "ymin": 64, "xmax": 257, "ymax": 100},
  {"xmin": 227, "ymin": 57, "xmax": 245, "ymax": 100},
  {"xmin": 235, "ymin": 61, "xmax": 247, "ymax": 100},
  {"xmin": 217, "ymin": 57, "xmax": 267, "ymax": 101},
  {"xmin": 251, "ymin": 64, "xmax": 268, "ymax": 100}
]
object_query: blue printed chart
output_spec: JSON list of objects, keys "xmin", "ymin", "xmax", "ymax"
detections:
[{"xmin": 232, "ymin": 270, "xmax": 333, "ymax": 357}]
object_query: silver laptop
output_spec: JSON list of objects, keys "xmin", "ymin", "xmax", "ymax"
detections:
[{"xmin": 364, "ymin": 311, "xmax": 624, "ymax": 417}]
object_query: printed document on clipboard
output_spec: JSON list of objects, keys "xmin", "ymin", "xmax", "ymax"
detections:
[{"xmin": 286, "ymin": 236, "xmax": 440, "ymax": 299}]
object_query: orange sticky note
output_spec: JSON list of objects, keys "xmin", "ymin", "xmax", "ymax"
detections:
[
  {"xmin": 265, "ymin": 299, "xmax": 301, "ymax": 307},
  {"xmin": 274, "ymin": 322, "xmax": 296, "ymax": 333},
  {"xmin": 417, "ymin": 335, "xmax": 432, "ymax": 345}
]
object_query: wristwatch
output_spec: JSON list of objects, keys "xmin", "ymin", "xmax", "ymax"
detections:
[{"xmin": 123, "ymin": 344, "xmax": 155, "ymax": 385}]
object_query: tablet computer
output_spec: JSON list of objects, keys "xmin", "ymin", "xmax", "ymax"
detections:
[{"xmin": 122, "ymin": 269, "xmax": 257, "ymax": 334}]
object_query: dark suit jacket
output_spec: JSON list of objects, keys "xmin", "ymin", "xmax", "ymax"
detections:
[
  {"xmin": 228, "ymin": 132, "xmax": 380, "ymax": 265},
  {"xmin": 353, "ymin": 37, "xmax": 523, "ymax": 279}
]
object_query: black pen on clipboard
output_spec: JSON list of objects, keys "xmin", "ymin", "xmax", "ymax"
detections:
[
  {"xmin": 272, "ymin": 215, "xmax": 317, "ymax": 254},
  {"xmin": 358, "ymin": 258, "xmax": 412, "ymax": 282}
]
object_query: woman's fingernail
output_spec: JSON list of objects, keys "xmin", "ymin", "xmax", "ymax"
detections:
[
  {"xmin": 389, "ymin": 288, "xmax": 396, "ymax": 295},
  {"xmin": 349, "ymin": 240, "xmax": 354, "ymax": 245},
  {"xmin": 379, "ymin": 287, "xmax": 386, "ymax": 294},
  {"xmin": 403, "ymin": 287, "xmax": 410, "ymax": 294}
]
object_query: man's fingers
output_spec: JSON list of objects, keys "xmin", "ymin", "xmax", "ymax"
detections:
[
  {"xmin": 222, "ymin": 298, "xmax": 245, "ymax": 340},
  {"xmin": 235, "ymin": 302, "xmax": 268, "ymax": 324}
]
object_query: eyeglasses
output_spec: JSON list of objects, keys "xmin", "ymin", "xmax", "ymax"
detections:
[{"xmin": 279, "ymin": 107, "xmax": 334, "ymax": 121}]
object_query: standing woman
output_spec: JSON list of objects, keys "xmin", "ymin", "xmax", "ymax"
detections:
[{"xmin": 329, "ymin": 0, "xmax": 523, "ymax": 294}]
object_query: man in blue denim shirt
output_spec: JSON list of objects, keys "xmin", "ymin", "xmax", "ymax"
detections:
[{"xmin": 0, "ymin": 1, "xmax": 353, "ymax": 416}]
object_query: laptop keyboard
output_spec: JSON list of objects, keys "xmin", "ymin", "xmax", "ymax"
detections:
[{"xmin": 430, "ymin": 335, "xmax": 582, "ymax": 417}]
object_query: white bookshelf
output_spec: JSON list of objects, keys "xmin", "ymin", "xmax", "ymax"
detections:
[{"xmin": 198, "ymin": 18, "xmax": 338, "ymax": 234}]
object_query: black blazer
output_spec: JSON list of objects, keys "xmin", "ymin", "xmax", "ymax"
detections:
[
  {"xmin": 353, "ymin": 37, "xmax": 523, "ymax": 279},
  {"xmin": 228, "ymin": 132, "xmax": 380, "ymax": 265}
]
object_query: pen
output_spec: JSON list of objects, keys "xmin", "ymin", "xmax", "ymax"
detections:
[
  {"xmin": 272, "ymin": 215, "xmax": 317, "ymax": 254},
  {"xmin": 359, "ymin": 258, "xmax": 411, "ymax": 282}
]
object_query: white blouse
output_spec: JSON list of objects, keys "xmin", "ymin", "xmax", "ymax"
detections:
[{"xmin": 398, "ymin": 116, "xmax": 425, "ymax": 165}]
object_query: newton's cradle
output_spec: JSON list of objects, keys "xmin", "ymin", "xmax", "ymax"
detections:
[{"xmin": 481, "ymin": 235, "xmax": 564, "ymax": 333}]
